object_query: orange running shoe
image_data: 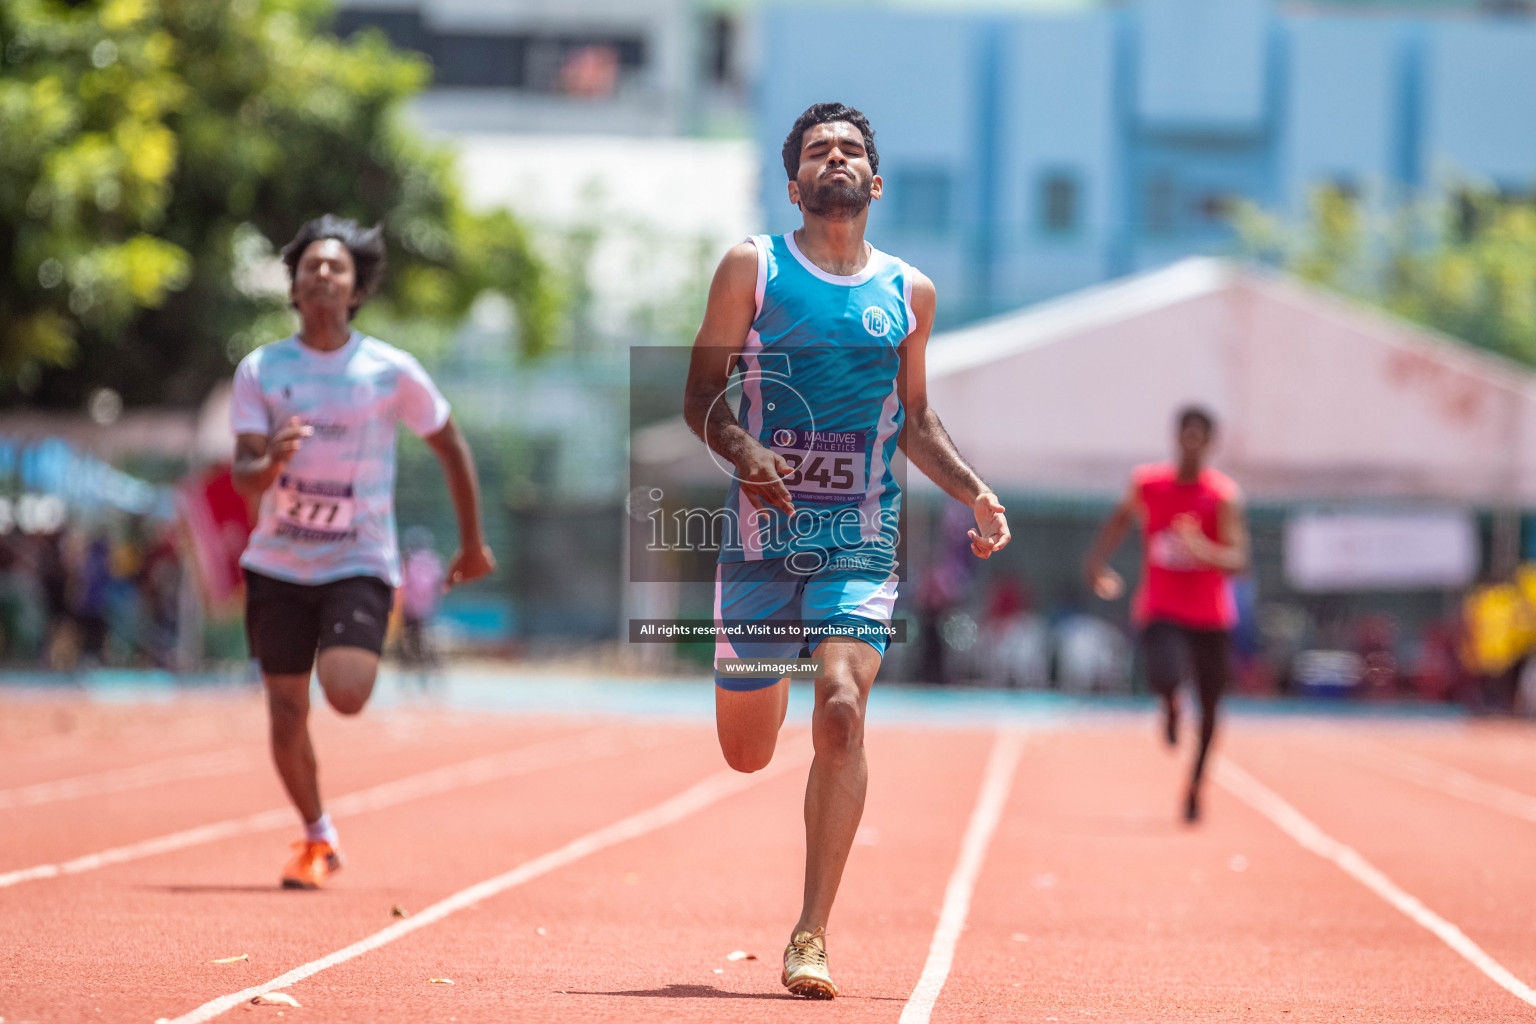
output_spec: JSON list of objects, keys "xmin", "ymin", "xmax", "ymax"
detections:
[{"xmin": 280, "ymin": 840, "xmax": 343, "ymax": 890}]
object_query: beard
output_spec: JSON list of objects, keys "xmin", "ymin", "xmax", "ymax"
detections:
[{"xmin": 798, "ymin": 175, "xmax": 872, "ymax": 220}]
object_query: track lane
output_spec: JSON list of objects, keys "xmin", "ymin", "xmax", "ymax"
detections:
[
  {"xmin": 0, "ymin": 722, "xmax": 711, "ymax": 1023},
  {"xmin": 0, "ymin": 691, "xmax": 271, "ymax": 789},
  {"xmin": 1371, "ymin": 720, "xmax": 1536, "ymax": 781},
  {"xmin": 0, "ymin": 714, "xmax": 586, "ymax": 871},
  {"xmin": 11, "ymin": 692, "xmax": 1536, "ymax": 1024},
  {"xmin": 162, "ymin": 754, "xmax": 814, "ymax": 1024},
  {"xmin": 938, "ymin": 723, "xmax": 1529, "ymax": 1022},
  {"xmin": 1227, "ymin": 726, "xmax": 1536, "ymax": 995},
  {"xmin": 224, "ymin": 727, "xmax": 996, "ymax": 1023},
  {"xmin": 0, "ymin": 690, "xmax": 531, "ymax": 793},
  {"xmin": 1216, "ymin": 756, "xmax": 1536, "ymax": 1007}
]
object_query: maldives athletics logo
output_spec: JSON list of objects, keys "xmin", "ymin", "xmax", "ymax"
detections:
[
  {"xmin": 861, "ymin": 305, "xmax": 892, "ymax": 338},
  {"xmin": 771, "ymin": 428, "xmax": 797, "ymax": 448}
]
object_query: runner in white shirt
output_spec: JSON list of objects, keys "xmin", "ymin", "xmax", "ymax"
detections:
[{"xmin": 230, "ymin": 215, "xmax": 495, "ymax": 889}]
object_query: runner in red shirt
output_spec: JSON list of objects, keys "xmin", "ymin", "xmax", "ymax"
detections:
[{"xmin": 1083, "ymin": 407, "xmax": 1250, "ymax": 822}]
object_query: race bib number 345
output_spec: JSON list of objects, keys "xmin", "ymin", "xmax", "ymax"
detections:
[
  {"xmin": 769, "ymin": 429, "xmax": 867, "ymax": 504},
  {"xmin": 275, "ymin": 475, "xmax": 356, "ymax": 536}
]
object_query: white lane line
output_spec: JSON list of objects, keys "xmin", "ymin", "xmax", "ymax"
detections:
[
  {"xmin": 161, "ymin": 754, "xmax": 805, "ymax": 1024},
  {"xmin": 900, "ymin": 729, "xmax": 1026, "ymax": 1024},
  {"xmin": 0, "ymin": 718, "xmax": 462, "ymax": 812},
  {"xmin": 0, "ymin": 727, "xmax": 652, "ymax": 889},
  {"xmin": 1216, "ymin": 756, "xmax": 1536, "ymax": 1008},
  {"xmin": 1353, "ymin": 743, "xmax": 1536, "ymax": 826},
  {"xmin": 0, "ymin": 750, "xmax": 258, "ymax": 811}
]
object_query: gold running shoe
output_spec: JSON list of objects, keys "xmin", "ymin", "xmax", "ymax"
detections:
[{"xmin": 782, "ymin": 928, "xmax": 837, "ymax": 999}]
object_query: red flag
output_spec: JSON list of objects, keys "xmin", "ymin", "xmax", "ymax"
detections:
[{"xmin": 176, "ymin": 466, "xmax": 253, "ymax": 611}]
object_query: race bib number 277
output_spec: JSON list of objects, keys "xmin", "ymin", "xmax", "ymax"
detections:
[
  {"xmin": 769, "ymin": 429, "xmax": 867, "ymax": 505},
  {"xmin": 275, "ymin": 475, "xmax": 356, "ymax": 536}
]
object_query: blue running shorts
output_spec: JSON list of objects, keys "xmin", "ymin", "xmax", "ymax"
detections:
[{"xmin": 713, "ymin": 554, "xmax": 898, "ymax": 691}]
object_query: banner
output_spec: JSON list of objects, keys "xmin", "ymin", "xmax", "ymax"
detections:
[{"xmin": 1284, "ymin": 511, "xmax": 1478, "ymax": 592}]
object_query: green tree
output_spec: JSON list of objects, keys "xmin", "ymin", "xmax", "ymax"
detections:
[
  {"xmin": 0, "ymin": 0, "xmax": 557, "ymax": 409},
  {"xmin": 1240, "ymin": 186, "xmax": 1536, "ymax": 366}
]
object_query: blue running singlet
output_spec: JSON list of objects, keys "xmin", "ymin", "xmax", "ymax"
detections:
[{"xmin": 715, "ymin": 232, "xmax": 915, "ymax": 576}]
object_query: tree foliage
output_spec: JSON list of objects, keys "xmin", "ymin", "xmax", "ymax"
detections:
[
  {"xmin": 1240, "ymin": 186, "xmax": 1536, "ymax": 366},
  {"xmin": 0, "ymin": 0, "xmax": 557, "ymax": 409}
]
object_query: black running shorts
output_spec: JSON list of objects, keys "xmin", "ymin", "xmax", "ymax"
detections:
[
  {"xmin": 1141, "ymin": 620, "xmax": 1230, "ymax": 704},
  {"xmin": 244, "ymin": 569, "xmax": 393, "ymax": 675}
]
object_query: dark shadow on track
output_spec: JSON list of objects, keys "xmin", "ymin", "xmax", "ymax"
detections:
[
  {"xmin": 140, "ymin": 885, "xmax": 294, "ymax": 894},
  {"xmin": 565, "ymin": 985, "xmax": 800, "ymax": 1001},
  {"xmin": 566, "ymin": 985, "xmax": 904, "ymax": 1002}
]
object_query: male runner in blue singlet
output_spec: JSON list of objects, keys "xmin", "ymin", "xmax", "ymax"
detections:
[{"xmin": 684, "ymin": 103, "xmax": 1012, "ymax": 998}]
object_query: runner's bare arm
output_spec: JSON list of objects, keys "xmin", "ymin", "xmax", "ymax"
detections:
[
  {"xmin": 1172, "ymin": 496, "xmax": 1250, "ymax": 574},
  {"xmin": 683, "ymin": 242, "xmax": 794, "ymax": 516},
  {"xmin": 897, "ymin": 272, "xmax": 1010, "ymax": 558},
  {"xmin": 1083, "ymin": 482, "xmax": 1140, "ymax": 600},
  {"xmin": 424, "ymin": 416, "xmax": 496, "ymax": 588},
  {"xmin": 231, "ymin": 418, "xmax": 311, "ymax": 497}
]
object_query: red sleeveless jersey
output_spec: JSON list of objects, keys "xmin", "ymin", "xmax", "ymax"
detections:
[{"xmin": 1131, "ymin": 463, "xmax": 1239, "ymax": 631}]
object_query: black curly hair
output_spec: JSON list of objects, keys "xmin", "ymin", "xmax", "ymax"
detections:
[
  {"xmin": 280, "ymin": 214, "xmax": 387, "ymax": 319},
  {"xmin": 781, "ymin": 102, "xmax": 879, "ymax": 181},
  {"xmin": 1177, "ymin": 405, "xmax": 1216, "ymax": 435}
]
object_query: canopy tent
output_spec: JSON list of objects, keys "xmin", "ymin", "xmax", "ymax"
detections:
[
  {"xmin": 923, "ymin": 258, "xmax": 1536, "ymax": 507},
  {"xmin": 0, "ymin": 382, "xmax": 233, "ymax": 467}
]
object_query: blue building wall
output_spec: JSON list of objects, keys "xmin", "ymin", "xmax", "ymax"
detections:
[{"xmin": 757, "ymin": 0, "xmax": 1536, "ymax": 327}]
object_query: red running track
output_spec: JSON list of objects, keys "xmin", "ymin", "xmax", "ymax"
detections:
[{"xmin": 2, "ymin": 691, "xmax": 1535, "ymax": 1023}]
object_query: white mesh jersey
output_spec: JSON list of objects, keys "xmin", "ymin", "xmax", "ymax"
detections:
[{"xmin": 230, "ymin": 331, "xmax": 450, "ymax": 587}]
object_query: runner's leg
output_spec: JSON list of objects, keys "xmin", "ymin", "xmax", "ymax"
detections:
[
  {"xmin": 714, "ymin": 560, "xmax": 798, "ymax": 772},
  {"xmin": 248, "ymin": 572, "xmax": 326, "ymax": 825},
  {"xmin": 314, "ymin": 576, "xmax": 391, "ymax": 715},
  {"xmin": 716, "ymin": 680, "xmax": 791, "ymax": 772},
  {"xmin": 316, "ymin": 647, "xmax": 379, "ymax": 715},
  {"xmin": 1142, "ymin": 622, "xmax": 1184, "ymax": 747},
  {"xmin": 1187, "ymin": 628, "xmax": 1231, "ymax": 803},
  {"xmin": 266, "ymin": 672, "xmax": 322, "ymax": 824},
  {"xmin": 796, "ymin": 635, "xmax": 881, "ymax": 934}
]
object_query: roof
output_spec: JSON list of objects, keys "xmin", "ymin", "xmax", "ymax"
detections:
[{"xmin": 923, "ymin": 257, "xmax": 1536, "ymax": 505}]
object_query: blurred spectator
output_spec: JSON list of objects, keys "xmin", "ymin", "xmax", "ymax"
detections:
[
  {"xmin": 0, "ymin": 522, "xmax": 188, "ymax": 670},
  {"xmin": 66, "ymin": 535, "xmax": 112, "ymax": 665},
  {"xmin": 137, "ymin": 534, "xmax": 184, "ymax": 668},
  {"xmin": 915, "ymin": 503, "xmax": 980, "ymax": 685},
  {"xmin": 977, "ymin": 575, "xmax": 1050, "ymax": 688},
  {"xmin": 399, "ymin": 526, "xmax": 445, "ymax": 685},
  {"xmin": 1054, "ymin": 611, "xmax": 1132, "ymax": 693},
  {"xmin": 0, "ymin": 539, "xmax": 47, "ymax": 660},
  {"xmin": 1409, "ymin": 619, "xmax": 1468, "ymax": 703},
  {"xmin": 1229, "ymin": 576, "xmax": 1272, "ymax": 694},
  {"xmin": 1461, "ymin": 575, "xmax": 1535, "ymax": 712},
  {"xmin": 561, "ymin": 45, "xmax": 620, "ymax": 98},
  {"xmin": 1256, "ymin": 603, "xmax": 1304, "ymax": 694},
  {"xmin": 1353, "ymin": 614, "xmax": 1399, "ymax": 699}
]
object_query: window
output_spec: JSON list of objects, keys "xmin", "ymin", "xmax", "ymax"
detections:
[
  {"xmin": 1145, "ymin": 174, "xmax": 1176, "ymax": 234},
  {"xmin": 1326, "ymin": 178, "xmax": 1360, "ymax": 203},
  {"xmin": 893, "ymin": 169, "xmax": 952, "ymax": 233},
  {"xmin": 1195, "ymin": 191, "xmax": 1235, "ymax": 224},
  {"xmin": 703, "ymin": 12, "xmax": 738, "ymax": 87},
  {"xmin": 331, "ymin": 10, "xmax": 646, "ymax": 92},
  {"xmin": 1038, "ymin": 172, "xmax": 1081, "ymax": 233}
]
